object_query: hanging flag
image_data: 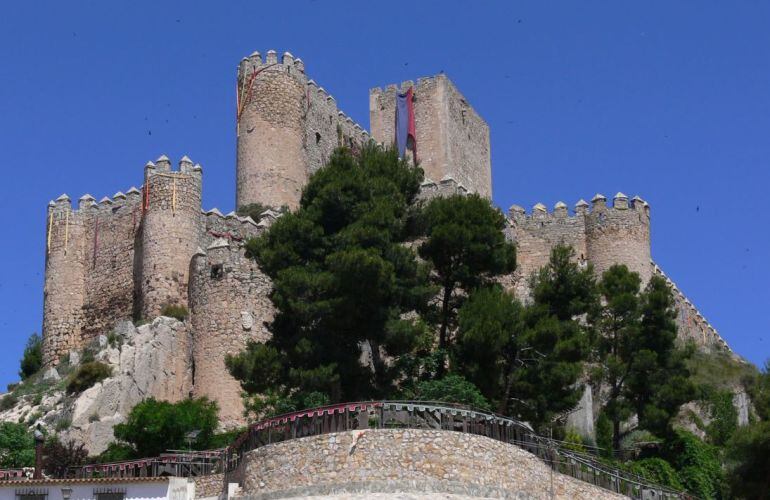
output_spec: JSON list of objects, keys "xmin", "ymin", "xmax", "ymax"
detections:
[{"xmin": 395, "ymin": 87, "xmax": 416, "ymax": 161}]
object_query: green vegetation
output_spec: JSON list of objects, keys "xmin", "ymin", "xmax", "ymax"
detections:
[
  {"xmin": 0, "ymin": 394, "xmax": 19, "ymax": 411},
  {"xmin": 417, "ymin": 193, "xmax": 515, "ymax": 375},
  {"xmin": 42, "ymin": 437, "xmax": 87, "ymax": 477},
  {"xmin": 0, "ymin": 422, "xmax": 35, "ymax": 468},
  {"xmin": 230, "ymin": 145, "xmax": 431, "ymax": 412},
  {"xmin": 220, "ymin": 145, "xmax": 769, "ymax": 498},
  {"xmin": 160, "ymin": 304, "xmax": 189, "ymax": 321},
  {"xmin": 594, "ymin": 266, "xmax": 694, "ymax": 450},
  {"xmin": 66, "ymin": 362, "xmax": 112, "ymax": 394},
  {"xmin": 19, "ymin": 333, "xmax": 43, "ymax": 380},
  {"xmin": 113, "ymin": 397, "xmax": 219, "ymax": 457},
  {"xmin": 407, "ymin": 374, "xmax": 491, "ymax": 411}
]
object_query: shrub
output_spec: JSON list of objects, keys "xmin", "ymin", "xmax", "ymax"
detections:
[
  {"xmin": 55, "ymin": 417, "xmax": 72, "ymax": 432},
  {"xmin": 0, "ymin": 394, "xmax": 19, "ymax": 411},
  {"xmin": 19, "ymin": 333, "xmax": 43, "ymax": 380},
  {"xmin": 42, "ymin": 437, "xmax": 87, "ymax": 477},
  {"xmin": 627, "ymin": 458, "xmax": 683, "ymax": 490},
  {"xmin": 663, "ymin": 430, "xmax": 725, "ymax": 499},
  {"xmin": 88, "ymin": 413, "xmax": 100, "ymax": 423},
  {"xmin": 94, "ymin": 442, "xmax": 135, "ymax": 463},
  {"xmin": 595, "ymin": 412, "xmax": 614, "ymax": 458},
  {"xmin": 66, "ymin": 362, "xmax": 112, "ymax": 394},
  {"xmin": 410, "ymin": 375, "xmax": 491, "ymax": 411},
  {"xmin": 236, "ymin": 203, "xmax": 269, "ymax": 221},
  {"xmin": 114, "ymin": 397, "xmax": 219, "ymax": 457},
  {"xmin": 0, "ymin": 422, "xmax": 35, "ymax": 468},
  {"xmin": 160, "ymin": 304, "xmax": 188, "ymax": 321}
]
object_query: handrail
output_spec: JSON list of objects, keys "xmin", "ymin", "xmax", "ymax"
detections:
[{"xmin": 12, "ymin": 400, "xmax": 689, "ymax": 499}]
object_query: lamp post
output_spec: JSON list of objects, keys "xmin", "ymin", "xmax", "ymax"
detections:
[{"xmin": 33, "ymin": 425, "xmax": 44, "ymax": 479}]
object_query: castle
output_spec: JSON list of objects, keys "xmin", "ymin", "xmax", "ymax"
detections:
[{"xmin": 41, "ymin": 49, "xmax": 732, "ymax": 427}]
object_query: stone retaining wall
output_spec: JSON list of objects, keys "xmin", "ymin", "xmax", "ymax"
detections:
[
  {"xmin": 238, "ymin": 429, "xmax": 623, "ymax": 499},
  {"xmin": 193, "ymin": 472, "xmax": 225, "ymax": 499}
]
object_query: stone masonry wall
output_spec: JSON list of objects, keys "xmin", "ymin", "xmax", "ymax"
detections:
[
  {"xmin": 192, "ymin": 472, "xmax": 225, "ymax": 499},
  {"xmin": 43, "ymin": 196, "xmax": 87, "ymax": 366},
  {"xmin": 189, "ymin": 239, "xmax": 273, "ymax": 428},
  {"xmin": 140, "ymin": 157, "xmax": 202, "ymax": 318},
  {"xmin": 236, "ymin": 51, "xmax": 308, "ymax": 210},
  {"xmin": 239, "ymin": 429, "xmax": 622, "ymax": 499},
  {"xmin": 370, "ymin": 75, "xmax": 492, "ymax": 198},
  {"xmin": 80, "ymin": 189, "xmax": 143, "ymax": 340}
]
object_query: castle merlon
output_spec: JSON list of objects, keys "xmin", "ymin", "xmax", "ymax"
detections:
[{"xmin": 508, "ymin": 193, "xmax": 649, "ymax": 221}]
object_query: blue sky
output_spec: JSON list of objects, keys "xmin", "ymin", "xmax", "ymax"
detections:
[{"xmin": 0, "ymin": 2, "xmax": 768, "ymax": 387}]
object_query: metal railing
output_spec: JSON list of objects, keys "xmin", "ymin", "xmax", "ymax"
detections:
[
  {"xmin": 222, "ymin": 400, "xmax": 688, "ymax": 499},
  {"xmin": 10, "ymin": 400, "xmax": 688, "ymax": 499}
]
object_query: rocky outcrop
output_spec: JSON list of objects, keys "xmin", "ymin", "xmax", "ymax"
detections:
[
  {"xmin": 63, "ymin": 317, "xmax": 193, "ymax": 454},
  {"xmin": 0, "ymin": 317, "xmax": 192, "ymax": 455}
]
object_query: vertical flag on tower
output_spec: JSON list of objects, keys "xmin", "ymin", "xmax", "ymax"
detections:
[{"xmin": 396, "ymin": 87, "xmax": 417, "ymax": 161}]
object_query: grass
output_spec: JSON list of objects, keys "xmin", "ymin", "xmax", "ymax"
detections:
[
  {"xmin": 66, "ymin": 362, "xmax": 112, "ymax": 394},
  {"xmin": 160, "ymin": 304, "xmax": 189, "ymax": 321},
  {"xmin": 687, "ymin": 350, "xmax": 758, "ymax": 391}
]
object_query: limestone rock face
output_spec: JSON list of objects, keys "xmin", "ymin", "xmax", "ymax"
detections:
[{"xmin": 63, "ymin": 317, "xmax": 193, "ymax": 454}]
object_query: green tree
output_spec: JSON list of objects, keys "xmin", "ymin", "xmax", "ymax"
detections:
[
  {"xmin": 19, "ymin": 333, "xmax": 42, "ymax": 380},
  {"xmin": 507, "ymin": 245, "xmax": 596, "ymax": 431},
  {"xmin": 230, "ymin": 145, "xmax": 431, "ymax": 406},
  {"xmin": 418, "ymin": 194, "xmax": 515, "ymax": 375},
  {"xmin": 455, "ymin": 285, "xmax": 525, "ymax": 413},
  {"xmin": 628, "ymin": 275, "xmax": 694, "ymax": 438},
  {"xmin": 594, "ymin": 268, "xmax": 693, "ymax": 451},
  {"xmin": 725, "ymin": 421, "xmax": 770, "ymax": 499},
  {"xmin": 595, "ymin": 264, "xmax": 642, "ymax": 451},
  {"xmin": 113, "ymin": 397, "xmax": 219, "ymax": 457},
  {"xmin": 0, "ymin": 422, "xmax": 35, "ymax": 468}
]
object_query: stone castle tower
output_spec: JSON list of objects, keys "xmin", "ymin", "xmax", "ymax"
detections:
[{"xmin": 41, "ymin": 49, "xmax": 733, "ymax": 428}]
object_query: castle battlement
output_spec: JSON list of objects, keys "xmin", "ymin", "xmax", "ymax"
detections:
[{"xmin": 508, "ymin": 192, "xmax": 649, "ymax": 221}]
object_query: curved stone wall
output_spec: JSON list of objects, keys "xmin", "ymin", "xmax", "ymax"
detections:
[{"xmin": 238, "ymin": 429, "xmax": 622, "ymax": 499}]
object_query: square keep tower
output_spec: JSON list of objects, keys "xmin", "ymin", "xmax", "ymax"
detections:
[{"xmin": 369, "ymin": 74, "xmax": 492, "ymax": 198}]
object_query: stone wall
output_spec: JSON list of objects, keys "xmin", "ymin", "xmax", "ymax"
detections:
[
  {"xmin": 370, "ymin": 75, "xmax": 492, "ymax": 198},
  {"xmin": 190, "ymin": 240, "xmax": 273, "ymax": 428},
  {"xmin": 81, "ymin": 190, "xmax": 143, "ymax": 340},
  {"xmin": 43, "ymin": 196, "xmax": 87, "ymax": 365},
  {"xmin": 238, "ymin": 429, "xmax": 622, "ymax": 499},
  {"xmin": 140, "ymin": 157, "xmax": 202, "ymax": 318},
  {"xmin": 192, "ymin": 472, "xmax": 225, "ymax": 499}
]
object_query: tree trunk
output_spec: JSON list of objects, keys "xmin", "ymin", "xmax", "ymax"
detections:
[
  {"xmin": 613, "ymin": 418, "xmax": 621, "ymax": 453},
  {"xmin": 437, "ymin": 285, "xmax": 452, "ymax": 378}
]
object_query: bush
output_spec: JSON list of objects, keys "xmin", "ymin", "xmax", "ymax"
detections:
[
  {"xmin": 66, "ymin": 362, "xmax": 112, "ymax": 394},
  {"xmin": 0, "ymin": 422, "xmax": 35, "ymax": 468},
  {"xmin": 595, "ymin": 412, "xmax": 613, "ymax": 458},
  {"xmin": 55, "ymin": 417, "xmax": 72, "ymax": 432},
  {"xmin": 236, "ymin": 203, "xmax": 269, "ymax": 221},
  {"xmin": 19, "ymin": 333, "xmax": 43, "ymax": 380},
  {"xmin": 663, "ymin": 430, "xmax": 725, "ymax": 499},
  {"xmin": 725, "ymin": 421, "xmax": 770, "ymax": 499},
  {"xmin": 114, "ymin": 397, "xmax": 219, "ymax": 457},
  {"xmin": 42, "ymin": 437, "xmax": 87, "ymax": 477},
  {"xmin": 627, "ymin": 458, "xmax": 683, "ymax": 490},
  {"xmin": 410, "ymin": 375, "xmax": 491, "ymax": 411},
  {"xmin": 0, "ymin": 394, "xmax": 19, "ymax": 411},
  {"xmin": 160, "ymin": 304, "xmax": 188, "ymax": 321},
  {"xmin": 94, "ymin": 442, "xmax": 135, "ymax": 463}
]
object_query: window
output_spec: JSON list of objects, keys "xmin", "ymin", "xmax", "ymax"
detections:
[
  {"xmin": 210, "ymin": 263, "xmax": 224, "ymax": 279},
  {"xmin": 315, "ymin": 132, "xmax": 321, "ymax": 144},
  {"xmin": 15, "ymin": 489, "xmax": 47, "ymax": 500},
  {"xmin": 94, "ymin": 488, "xmax": 126, "ymax": 500}
]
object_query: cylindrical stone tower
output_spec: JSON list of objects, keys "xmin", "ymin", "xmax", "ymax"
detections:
[
  {"xmin": 42, "ymin": 195, "xmax": 87, "ymax": 366},
  {"xmin": 140, "ymin": 155, "xmax": 202, "ymax": 319},
  {"xmin": 585, "ymin": 192, "xmax": 652, "ymax": 286},
  {"xmin": 189, "ymin": 240, "xmax": 273, "ymax": 428},
  {"xmin": 236, "ymin": 50, "xmax": 308, "ymax": 210}
]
